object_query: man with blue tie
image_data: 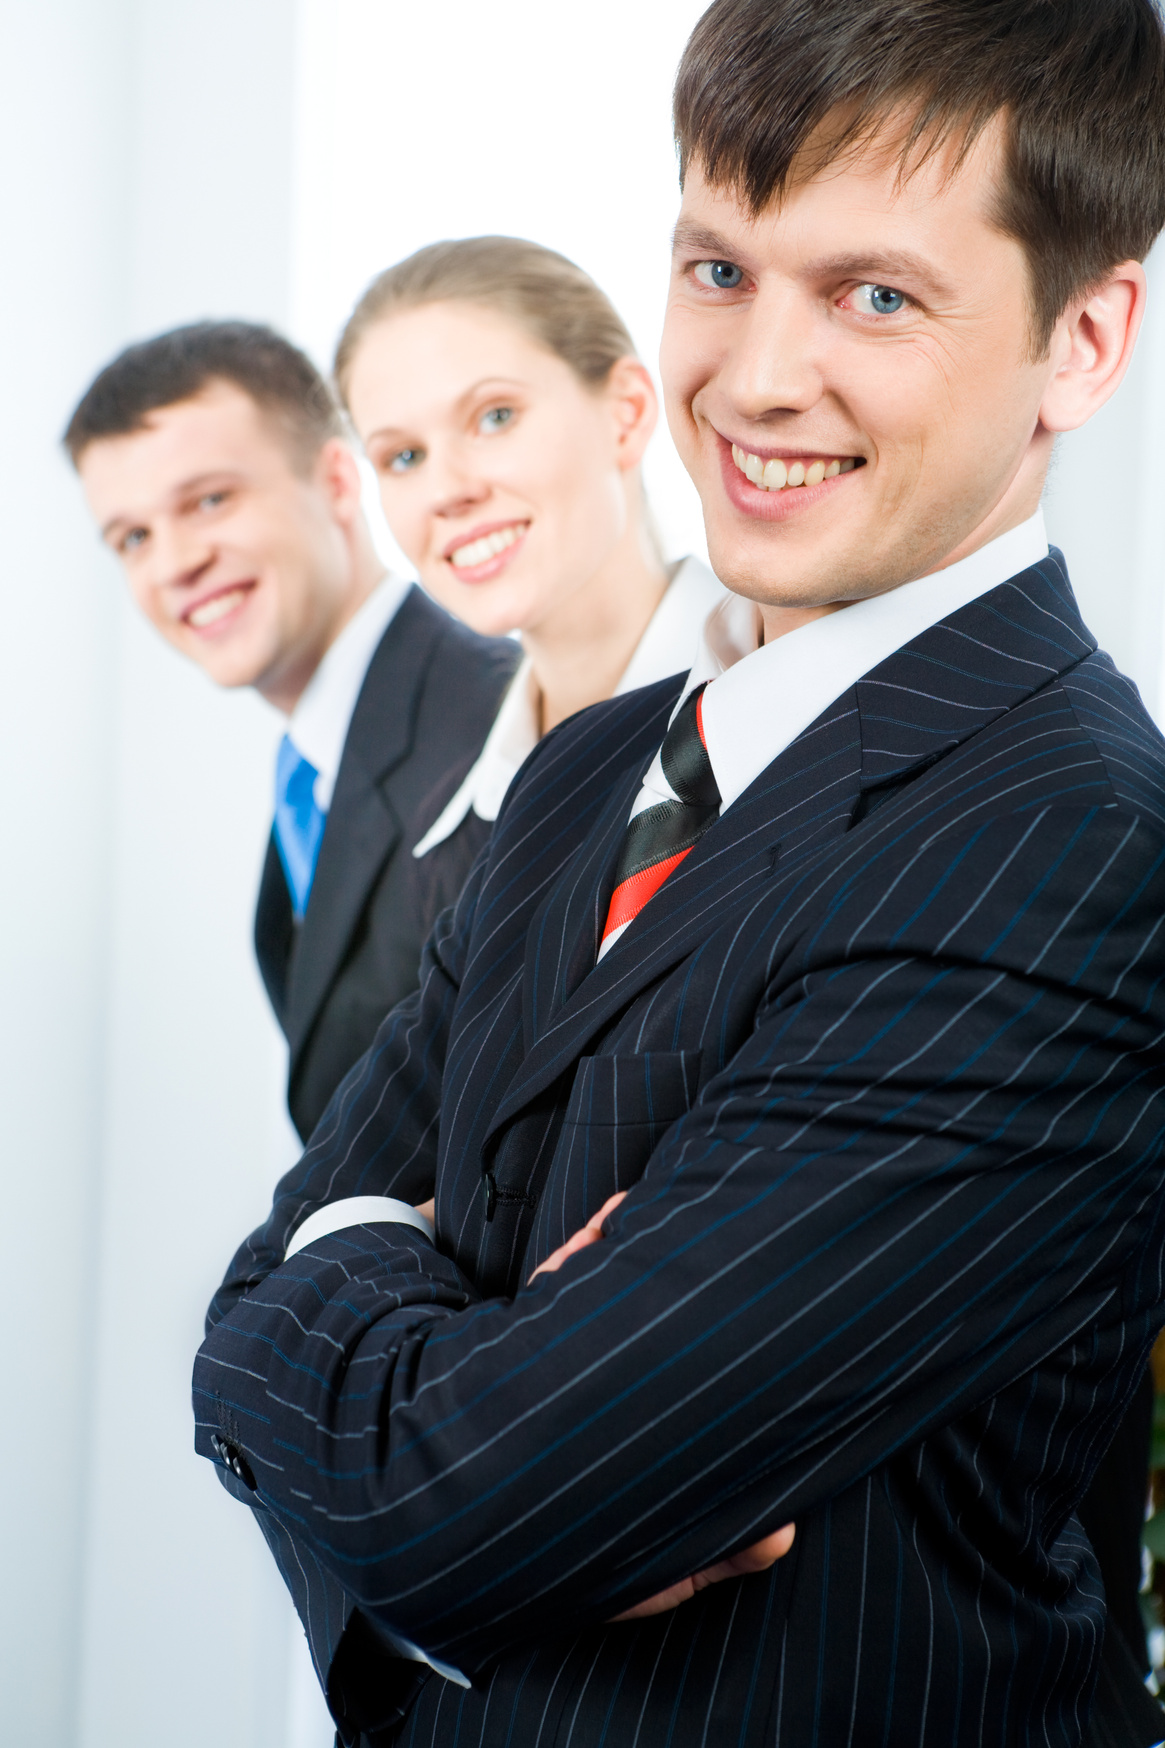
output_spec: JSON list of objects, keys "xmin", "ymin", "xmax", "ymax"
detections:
[
  {"xmin": 66, "ymin": 323, "xmax": 517, "ymax": 1138},
  {"xmin": 193, "ymin": 2, "xmax": 1165, "ymax": 1743}
]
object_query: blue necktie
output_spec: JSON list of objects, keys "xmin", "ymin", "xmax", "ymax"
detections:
[{"xmin": 273, "ymin": 735, "xmax": 326, "ymax": 920}]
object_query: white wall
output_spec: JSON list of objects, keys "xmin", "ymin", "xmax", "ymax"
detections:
[
  {"xmin": 0, "ymin": 4, "xmax": 1161, "ymax": 1747},
  {"xmin": 0, "ymin": 3, "xmax": 305, "ymax": 1745},
  {"xmin": 290, "ymin": 0, "xmax": 715, "ymax": 572}
]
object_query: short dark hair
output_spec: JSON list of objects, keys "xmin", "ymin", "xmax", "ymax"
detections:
[
  {"xmin": 674, "ymin": 0, "xmax": 1165, "ymax": 352},
  {"xmin": 63, "ymin": 320, "xmax": 343, "ymax": 468}
]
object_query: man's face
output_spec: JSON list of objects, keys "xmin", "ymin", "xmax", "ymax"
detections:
[
  {"xmin": 661, "ymin": 125, "xmax": 1058, "ymax": 620},
  {"xmin": 79, "ymin": 381, "xmax": 358, "ymax": 707}
]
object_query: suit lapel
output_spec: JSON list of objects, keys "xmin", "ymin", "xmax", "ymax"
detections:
[
  {"xmin": 489, "ymin": 550, "xmax": 1095, "ymax": 1142},
  {"xmin": 285, "ymin": 589, "xmax": 438, "ymax": 1065},
  {"xmin": 493, "ymin": 692, "xmax": 865, "ymax": 1141}
]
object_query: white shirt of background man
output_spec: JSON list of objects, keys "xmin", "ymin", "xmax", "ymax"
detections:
[{"xmin": 284, "ymin": 571, "xmax": 412, "ymax": 806}]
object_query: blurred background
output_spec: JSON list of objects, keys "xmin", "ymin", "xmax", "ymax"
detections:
[{"xmin": 0, "ymin": 3, "xmax": 1161, "ymax": 1745}]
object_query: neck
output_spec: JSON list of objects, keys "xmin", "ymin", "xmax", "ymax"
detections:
[
  {"xmin": 523, "ymin": 496, "xmax": 668, "ymax": 735},
  {"xmin": 261, "ymin": 513, "xmax": 386, "ymax": 715}
]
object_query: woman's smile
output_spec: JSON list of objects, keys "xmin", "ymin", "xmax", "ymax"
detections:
[{"xmin": 444, "ymin": 518, "xmax": 530, "ymax": 582}]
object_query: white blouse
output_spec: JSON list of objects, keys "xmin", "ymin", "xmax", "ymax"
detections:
[{"xmin": 413, "ymin": 556, "xmax": 727, "ymax": 858}]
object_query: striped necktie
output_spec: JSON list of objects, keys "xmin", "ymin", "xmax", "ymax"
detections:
[{"xmin": 598, "ymin": 683, "xmax": 721, "ymax": 959}]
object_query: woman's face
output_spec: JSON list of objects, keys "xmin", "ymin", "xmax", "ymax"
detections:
[{"xmin": 345, "ymin": 301, "xmax": 656, "ymax": 637}]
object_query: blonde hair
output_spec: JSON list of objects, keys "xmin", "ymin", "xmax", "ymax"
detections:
[{"xmin": 333, "ymin": 235, "xmax": 637, "ymax": 403}]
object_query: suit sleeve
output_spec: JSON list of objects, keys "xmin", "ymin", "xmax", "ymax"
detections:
[
  {"xmin": 206, "ymin": 850, "xmax": 488, "ymax": 1330},
  {"xmin": 193, "ymin": 807, "xmax": 1165, "ymax": 1677}
]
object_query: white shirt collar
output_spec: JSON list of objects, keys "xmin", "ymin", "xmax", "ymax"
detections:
[
  {"xmin": 638, "ymin": 509, "xmax": 1049, "ymax": 821},
  {"xmin": 412, "ymin": 557, "xmax": 727, "ymax": 857},
  {"xmin": 286, "ymin": 572, "xmax": 412, "ymax": 812}
]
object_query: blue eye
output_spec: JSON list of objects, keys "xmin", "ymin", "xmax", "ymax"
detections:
[
  {"xmin": 852, "ymin": 283, "xmax": 907, "ymax": 316},
  {"xmin": 388, "ymin": 447, "xmax": 425, "ymax": 474},
  {"xmin": 694, "ymin": 260, "xmax": 744, "ymax": 290},
  {"xmin": 479, "ymin": 406, "xmax": 514, "ymax": 434}
]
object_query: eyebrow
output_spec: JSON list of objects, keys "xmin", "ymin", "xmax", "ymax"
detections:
[
  {"xmin": 363, "ymin": 377, "xmax": 532, "ymax": 447},
  {"xmin": 671, "ymin": 222, "xmax": 955, "ymax": 301},
  {"xmin": 99, "ymin": 470, "xmax": 243, "ymax": 541},
  {"xmin": 670, "ymin": 220, "xmax": 738, "ymax": 259}
]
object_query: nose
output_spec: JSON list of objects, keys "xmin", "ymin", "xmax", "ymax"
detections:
[
  {"xmin": 717, "ymin": 282, "xmax": 825, "ymax": 425},
  {"xmin": 142, "ymin": 518, "xmax": 215, "ymax": 595},
  {"xmin": 422, "ymin": 440, "xmax": 492, "ymax": 522}
]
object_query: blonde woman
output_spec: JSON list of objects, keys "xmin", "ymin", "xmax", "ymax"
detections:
[{"xmin": 334, "ymin": 236, "xmax": 725, "ymax": 912}]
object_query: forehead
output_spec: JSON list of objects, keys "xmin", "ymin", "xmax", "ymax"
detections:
[
  {"xmin": 675, "ymin": 118, "xmax": 1008, "ymax": 272},
  {"xmin": 347, "ymin": 300, "xmax": 579, "ymax": 429},
  {"xmin": 78, "ymin": 380, "xmax": 298, "ymax": 514}
]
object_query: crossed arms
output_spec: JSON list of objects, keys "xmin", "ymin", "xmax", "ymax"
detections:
[{"xmin": 194, "ymin": 805, "xmax": 1165, "ymax": 1679}]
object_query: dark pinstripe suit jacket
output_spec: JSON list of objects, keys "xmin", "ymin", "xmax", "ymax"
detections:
[{"xmin": 196, "ymin": 552, "xmax": 1165, "ymax": 1747}]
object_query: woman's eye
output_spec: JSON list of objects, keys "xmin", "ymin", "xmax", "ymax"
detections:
[
  {"xmin": 387, "ymin": 447, "xmax": 425, "ymax": 474},
  {"xmin": 693, "ymin": 260, "xmax": 744, "ymax": 290},
  {"xmin": 850, "ymin": 283, "xmax": 908, "ymax": 316},
  {"xmin": 122, "ymin": 527, "xmax": 147, "ymax": 553},
  {"xmin": 479, "ymin": 406, "xmax": 514, "ymax": 434},
  {"xmin": 197, "ymin": 490, "xmax": 227, "ymax": 511}
]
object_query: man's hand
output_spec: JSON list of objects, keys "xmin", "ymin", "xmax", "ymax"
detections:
[
  {"xmin": 415, "ymin": 1199, "xmax": 435, "ymax": 1227},
  {"xmin": 528, "ymin": 1191, "xmax": 628, "ymax": 1281},
  {"xmin": 528, "ymin": 1191, "xmax": 796, "ymax": 1620},
  {"xmin": 609, "ymin": 1523, "xmax": 796, "ymax": 1620}
]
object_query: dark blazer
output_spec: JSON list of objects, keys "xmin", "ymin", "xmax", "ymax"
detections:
[
  {"xmin": 197, "ymin": 552, "xmax": 1165, "ymax": 1747},
  {"xmin": 254, "ymin": 584, "xmax": 518, "ymax": 1139}
]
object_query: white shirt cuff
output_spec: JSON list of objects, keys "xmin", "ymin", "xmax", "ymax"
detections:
[{"xmin": 284, "ymin": 1196, "xmax": 435, "ymax": 1260}]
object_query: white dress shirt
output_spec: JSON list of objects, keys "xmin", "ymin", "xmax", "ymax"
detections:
[
  {"xmin": 285, "ymin": 571, "xmax": 413, "ymax": 809},
  {"xmin": 412, "ymin": 557, "xmax": 727, "ymax": 858},
  {"xmin": 599, "ymin": 511, "xmax": 1049, "ymax": 957}
]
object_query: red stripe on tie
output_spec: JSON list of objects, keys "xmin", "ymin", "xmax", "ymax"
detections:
[
  {"xmin": 696, "ymin": 689, "xmax": 708, "ymax": 749},
  {"xmin": 600, "ymin": 846, "xmax": 693, "ymax": 945}
]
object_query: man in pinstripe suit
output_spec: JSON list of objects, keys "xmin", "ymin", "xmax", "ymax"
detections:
[{"xmin": 194, "ymin": 1, "xmax": 1165, "ymax": 1741}]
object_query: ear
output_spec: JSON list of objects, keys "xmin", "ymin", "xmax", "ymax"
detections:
[
  {"xmin": 313, "ymin": 437, "xmax": 365, "ymax": 524},
  {"xmin": 604, "ymin": 358, "xmax": 659, "ymax": 471},
  {"xmin": 1038, "ymin": 262, "xmax": 1147, "ymax": 435}
]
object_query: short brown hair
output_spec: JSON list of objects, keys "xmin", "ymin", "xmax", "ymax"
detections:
[
  {"xmin": 333, "ymin": 236, "xmax": 635, "ymax": 404},
  {"xmin": 64, "ymin": 320, "xmax": 343, "ymax": 469},
  {"xmin": 674, "ymin": 0, "xmax": 1165, "ymax": 352}
]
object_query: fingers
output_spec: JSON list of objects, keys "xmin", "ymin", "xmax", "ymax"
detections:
[
  {"xmin": 607, "ymin": 1524, "xmax": 796, "ymax": 1623},
  {"xmin": 727, "ymin": 1523, "xmax": 797, "ymax": 1572},
  {"xmin": 528, "ymin": 1191, "xmax": 629, "ymax": 1283}
]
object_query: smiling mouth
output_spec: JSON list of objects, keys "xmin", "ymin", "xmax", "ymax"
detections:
[
  {"xmin": 730, "ymin": 444, "xmax": 862, "ymax": 491},
  {"xmin": 184, "ymin": 583, "xmax": 254, "ymax": 630},
  {"xmin": 447, "ymin": 521, "xmax": 528, "ymax": 572}
]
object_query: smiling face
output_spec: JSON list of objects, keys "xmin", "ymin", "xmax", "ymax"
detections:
[
  {"xmin": 345, "ymin": 301, "xmax": 654, "ymax": 639},
  {"xmin": 661, "ymin": 123, "xmax": 1063, "ymax": 626},
  {"xmin": 78, "ymin": 379, "xmax": 367, "ymax": 709}
]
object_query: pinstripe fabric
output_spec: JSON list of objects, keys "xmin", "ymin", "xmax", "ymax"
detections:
[{"xmin": 196, "ymin": 551, "xmax": 1165, "ymax": 1746}]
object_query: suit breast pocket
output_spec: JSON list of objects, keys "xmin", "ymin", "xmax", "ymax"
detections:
[{"xmin": 528, "ymin": 1049, "xmax": 703, "ymax": 1262}]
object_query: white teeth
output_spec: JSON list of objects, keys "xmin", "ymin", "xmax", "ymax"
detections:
[
  {"xmin": 450, "ymin": 523, "xmax": 525, "ymax": 570},
  {"xmin": 188, "ymin": 587, "xmax": 248, "ymax": 628},
  {"xmin": 730, "ymin": 446, "xmax": 859, "ymax": 492}
]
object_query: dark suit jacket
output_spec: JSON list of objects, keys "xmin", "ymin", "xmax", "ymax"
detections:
[
  {"xmin": 197, "ymin": 552, "xmax": 1165, "ymax": 1746},
  {"xmin": 254, "ymin": 584, "xmax": 518, "ymax": 1139}
]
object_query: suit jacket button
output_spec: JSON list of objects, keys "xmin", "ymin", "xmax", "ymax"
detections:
[{"xmin": 215, "ymin": 1435, "xmax": 257, "ymax": 1491}]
